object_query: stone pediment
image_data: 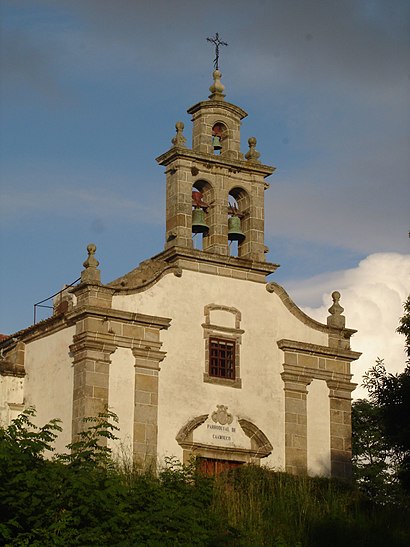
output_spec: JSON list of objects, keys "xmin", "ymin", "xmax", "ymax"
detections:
[{"xmin": 176, "ymin": 405, "xmax": 273, "ymax": 459}]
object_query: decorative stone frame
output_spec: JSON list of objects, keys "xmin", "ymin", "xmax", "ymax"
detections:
[
  {"xmin": 202, "ymin": 304, "xmax": 244, "ymax": 388},
  {"xmin": 176, "ymin": 414, "xmax": 272, "ymax": 465},
  {"xmin": 278, "ymin": 338, "xmax": 360, "ymax": 479}
]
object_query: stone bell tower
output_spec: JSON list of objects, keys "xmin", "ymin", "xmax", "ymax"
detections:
[{"xmin": 156, "ymin": 70, "xmax": 276, "ymax": 265}]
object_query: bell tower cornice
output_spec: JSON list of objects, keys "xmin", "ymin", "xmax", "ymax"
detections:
[
  {"xmin": 156, "ymin": 147, "xmax": 275, "ymax": 179},
  {"xmin": 187, "ymin": 100, "xmax": 248, "ymax": 120}
]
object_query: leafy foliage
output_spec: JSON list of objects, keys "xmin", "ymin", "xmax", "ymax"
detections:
[
  {"xmin": 352, "ymin": 396, "xmax": 401, "ymax": 502},
  {"xmin": 0, "ymin": 410, "xmax": 228, "ymax": 545},
  {"xmin": 352, "ymin": 296, "xmax": 410, "ymax": 501},
  {"xmin": 1, "ymin": 399, "xmax": 410, "ymax": 545}
]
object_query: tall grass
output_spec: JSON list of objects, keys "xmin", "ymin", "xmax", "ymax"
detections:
[{"xmin": 211, "ymin": 465, "xmax": 410, "ymax": 546}]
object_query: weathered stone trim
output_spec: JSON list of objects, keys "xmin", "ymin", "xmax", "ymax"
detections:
[
  {"xmin": 204, "ymin": 304, "xmax": 241, "ymax": 328},
  {"xmin": 109, "ymin": 259, "xmax": 182, "ymax": 293},
  {"xmin": 327, "ymin": 381, "xmax": 354, "ymax": 479},
  {"xmin": 0, "ymin": 341, "xmax": 25, "ymax": 377},
  {"xmin": 280, "ymin": 371, "xmax": 309, "ymax": 475},
  {"xmin": 203, "ymin": 304, "xmax": 244, "ymax": 388},
  {"xmin": 176, "ymin": 414, "xmax": 209, "ymax": 444},
  {"xmin": 187, "ymin": 99, "xmax": 248, "ymax": 119},
  {"xmin": 70, "ymin": 335, "xmax": 116, "ymax": 441},
  {"xmin": 238, "ymin": 419, "xmax": 273, "ymax": 457},
  {"xmin": 133, "ymin": 351, "xmax": 163, "ymax": 468},
  {"xmin": 176, "ymin": 415, "xmax": 272, "ymax": 462},
  {"xmin": 0, "ymin": 315, "xmax": 71, "ymax": 347},
  {"xmin": 203, "ymin": 374, "xmax": 242, "ymax": 389},
  {"xmin": 279, "ymin": 339, "xmax": 358, "ymax": 480},
  {"xmin": 67, "ymin": 282, "xmax": 170, "ymax": 454},
  {"xmin": 132, "ymin": 347, "xmax": 167, "ymax": 368},
  {"xmin": 277, "ymin": 339, "xmax": 361, "ymax": 363},
  {"xmin": 160, "ymin": 246, "xmax": 278, "ymax": 274},
  {"xmin": 8, "ymin": 402, "xmax": 25, "ymax": 413},
  {"xmin": 109, "ymin": 248, "xmax": 278, "ymax": 295},
  {"xmin": 268, "ymin": 283, "xmax": 357, "ymax": 341},
  {"xmin": 67, "ymin": 305, "xmax": 171, "ymax": 329},
  {"xmin": 156, "ymin": 147, "xmax": 274, "ymax": 177},
  {"xmin": 281, "ymin": 364, "xmax": 352, "ymax": 386},
  {"xmin": 202, "ymin": 324, "xmax": 245, "ymax": 336},
  {"xmin": 0, "ymin": 294, "xmax": 170, "ymax": 352}
]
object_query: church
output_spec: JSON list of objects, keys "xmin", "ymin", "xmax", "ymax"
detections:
[{"xmin": 0, "ymin": 67, "xmax": 360, "ymax": 478}]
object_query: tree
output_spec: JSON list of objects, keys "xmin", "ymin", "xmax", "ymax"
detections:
[
  {"xmin": 352, "ymin": 394, "xmax": 399, "ymax": 501},
  {"xmin": 352, "ymin": 296, "xmax": 410, "ymax": 501}
]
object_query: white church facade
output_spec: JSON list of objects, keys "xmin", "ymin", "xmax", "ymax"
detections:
[{"xmin": 0, "ymin": 70, "xmax": 360, "ymax": 478}]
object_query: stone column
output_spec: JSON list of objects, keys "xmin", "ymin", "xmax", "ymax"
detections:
[
  {"xmin": 203, "ymin": 185, "xmax": 229, "ymax": 256},
  {"xmin": 281, "ymin": 371, "xmax": 312, "ymax": 475},
  {"xmin": 239, "ymin": 179, "xmax": 266, "ymax": 262},
  {"xmin": 327, "ymin": 380, "xmax": 354, "ymax": 479},
  {"xmin": 132, "ymin": 347, "xmax": 166, "ymax": 468},
  {"xmin": 165, "ymin": 162, "xmax": 193, "ymax": 250},
  {"xmin": 70, "ymin": 336, "xmax": 116, "ymax": 441}
]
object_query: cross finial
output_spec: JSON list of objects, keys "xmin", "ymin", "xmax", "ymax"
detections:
[{"xmin": 206, "ymin": 32, "xmax": 228, "ymax": 70}]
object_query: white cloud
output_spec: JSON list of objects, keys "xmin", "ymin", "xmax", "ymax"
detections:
[{"xmin": 285, "ymin": 253, "xmax": 410, "ymax": 398}]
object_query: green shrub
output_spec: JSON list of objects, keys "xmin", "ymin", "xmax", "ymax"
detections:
[{"xmin": 1, "ymin": 411, "xmax": 409, "ymax": 546}]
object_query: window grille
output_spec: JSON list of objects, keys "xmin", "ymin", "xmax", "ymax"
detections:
[{"xmin": 209, "ymin": 338, "xmax": 235, "ymax": 379}]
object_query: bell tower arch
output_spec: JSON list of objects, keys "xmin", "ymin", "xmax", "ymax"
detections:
[{"xmin": 156, "ymin": 70, "xmax": 277, "ymax": 267}]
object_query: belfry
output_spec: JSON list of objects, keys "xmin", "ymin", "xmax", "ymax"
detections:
[
  {"xmin": 0, "ymin": 61, "xmax": 361, "ymax": 478},
  {"xmin": 159, "ymin": 68, "xmax": 274, "ymax": 265}
]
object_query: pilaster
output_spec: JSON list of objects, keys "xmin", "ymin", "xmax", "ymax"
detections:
[
  {"xmin": 327, "ymin": 380, "xmax": 355, "ymax": 479},
  {"xmin": 70, "ymin": 334, "xmax": 116, "ymax": 440},
  {"xmin": 132, "ymin": 345, "xmax": 166, "ymax": 468},
  {"xmin": 281, "ymin": 371, "xmax": 312, "ymax": 475}
]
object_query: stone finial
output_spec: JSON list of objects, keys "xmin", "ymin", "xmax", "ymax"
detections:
[
  {"xmin": 209, "ymin": 69, "xmax": 225, "ymax": 100},
  {"xmin": 327, "ymin": 291, "xmax": 345, "ymax": 328},
  {"xmin": 245, "ymin": 137, "xmax": 261, "ymax": 163},
  {"xmin": 81, "ymin": 243, "xmax": 101, "ymax": 284},
  {"xmin": 171, "ymin": 121, "xmax": 187, "ymax": 148}
]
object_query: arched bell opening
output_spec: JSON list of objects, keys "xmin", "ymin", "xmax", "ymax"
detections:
[
  {"xmin": 211, "ymin": 122, "xmax": 227, "ymax": 155},
  {"xmin": 228, "ymin": 187, "xmax": 249, "ymax": 257},
  {"xmin": 192, "ymin": 180, "xmax": 213, "ymax": 250}
]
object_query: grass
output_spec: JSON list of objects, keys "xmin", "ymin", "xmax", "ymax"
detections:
[{"xmin": 210, "ymin": 465, "xmax": 410, "ymax": 546}]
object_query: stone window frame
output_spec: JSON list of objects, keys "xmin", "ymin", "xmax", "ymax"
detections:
[
  {"xmin": 202, "ymin": 304, "xmax": 244, "ymax": 389},
  {"xmin": 209, "ymin": 337, "xmax": 236, "ymax": 379}
]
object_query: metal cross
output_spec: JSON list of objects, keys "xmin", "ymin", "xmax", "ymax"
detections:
[{"xmin": 206, "ymin": 32, "xmax": 228, "ymax": 70}]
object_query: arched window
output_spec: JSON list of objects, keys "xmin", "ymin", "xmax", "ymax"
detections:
[
  {"xmin": 192, "ymin": 181, "xmax": 212, "ymax": 250},
  {"xmin": 211, "ymin": 122, "xmax": 226, "ymax": 155},
  {"xmin": 228, "ymin": 188, "xmax": 249, "ymax": 256}
]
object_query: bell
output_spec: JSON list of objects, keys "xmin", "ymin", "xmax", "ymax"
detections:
[
  {"xmin": 192, "ymin": 208, "xmax": 209, "ymax": 234},
  {"xmin": 228, "ymin": 216, "xmax": 245, "ymax": 242},
  {"xmin": 212, "ymin": 135, "xmax": 222, "ymax": 150}
]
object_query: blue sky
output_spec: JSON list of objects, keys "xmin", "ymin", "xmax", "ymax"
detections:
[{"xmin": 1, "ymin": 0, "xmax": 409, "ymax": 336}]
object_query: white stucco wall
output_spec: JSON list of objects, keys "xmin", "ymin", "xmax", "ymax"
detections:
[
  {"xmin": 113, "ymin": 270, "xmax": 329, "ymax": 470},
  {"xmin": 24, "ymin": 326, "xmax": 75, "ymax": 453},
  {"xmin": 107, "ymin": 347, "xmax": 134, "ymax": 460},
  {"xmin": 0, "ymin": 375, "xmax": 24, "ymax": 426},
  {"xmin": 307, "ymin": 379, "xmax": 331, "ymax": 476}
]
